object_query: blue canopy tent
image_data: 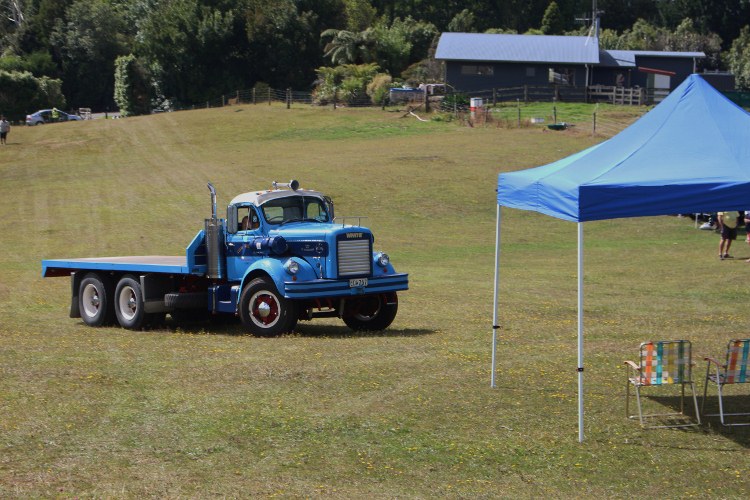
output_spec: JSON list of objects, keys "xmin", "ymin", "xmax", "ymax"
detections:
[{"xmin": 492, "ymin": 74, "xmax": 750, "ymax": 442}]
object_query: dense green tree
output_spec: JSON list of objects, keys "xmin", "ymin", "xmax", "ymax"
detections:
[
  {"xmin": 446, "ymin": 9, "xmax": 476, "ymax": 33},
  {"xmin": 541, "ymin": 1, "xmax": 565, "ymax": 35},
  {"xmin": 136, "ymin": 0, "xmax": 247, "ymax": 105},
  {"xmin": 113, "ymin": 54, "xmax": 152, "ymax": 116},
  {"xmin": 321, "ymin": 28, "xmax": 375, "ymax": 65},
  {"xmin": 344, "ymin": 0, "xmax": 376, "ymax": 32},
  {"xmin": 728, "ymin": 25, "xmax": 750, "ymax": 90},
  {"xmin": 243, "ymin": 0, "xmax": 346, "ymax": 89},
  {"xmin": 0, "ymin": 69, "xmax": 64, "ymax": 120},
  {"xmin": 50, "ymin": 0, "xmax": 130, "ymax": 110}
]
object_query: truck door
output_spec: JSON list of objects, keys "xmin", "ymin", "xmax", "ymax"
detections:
[{"xmin": 226, "ymin": 206, "xmax": 261, "ymax": 280}]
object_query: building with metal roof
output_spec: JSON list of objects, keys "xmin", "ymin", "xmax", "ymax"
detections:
[{"xmin": 435, "ymin": 32, "xmax": 705, "ymax": 99}]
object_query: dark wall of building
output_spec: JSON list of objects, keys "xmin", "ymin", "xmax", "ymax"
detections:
[
  {"xmin": 446, "ymin": 56, "xmax": 700, "ymax": 93},
  {"xmin": 628, "ymin": 56, "xmax": 696, "ymax": 89},
  {"xmin": 700, "ymin": 72, "xmax": 736, "ymax": 91},
  {"xmin": 445, "ymin": 62, "xmax": 586, "ymax": 92}
]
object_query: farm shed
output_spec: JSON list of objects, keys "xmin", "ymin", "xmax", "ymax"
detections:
[{"xmin": 435, "ymin": 32, "xmax": 704, "ymax": 96}]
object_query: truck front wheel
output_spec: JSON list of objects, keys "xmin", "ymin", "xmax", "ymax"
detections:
[
  {"xmin": 115, "ymin": 275, "xmax": 146, "ymax": 329},
  {"xmin": 79, "ymin": 273, "xmax": 115, "ymax": 327},
  {"xmin": 239, "ymin": 277, "xmax": 297, "ymax": 336},
  {"xmin": 343, "ymin": 293, "xmax": 398, "ymax": 331}
]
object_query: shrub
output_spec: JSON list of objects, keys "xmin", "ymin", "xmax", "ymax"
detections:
[
  {"xmin": 366, "ymin": 73, "xmax": 392, "ymax": 105},
  {"xmin": 114, "ymin": 55, "xmax": 153, "ymax": 116},
  {"xmin": 0, "ymin": 70, "xmax": 65, "ymax": 121}
]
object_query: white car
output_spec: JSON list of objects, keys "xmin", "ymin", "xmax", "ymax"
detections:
[{"xmin": 26, "ymin": 109, "xmax": 83, "ymax": 126}]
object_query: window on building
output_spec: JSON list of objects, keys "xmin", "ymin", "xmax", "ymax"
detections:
[
  {"xmin": 526, "ymin": 67, "xmax": 536, "ymax": 78},
  {"xmin": 461, "ymin": 65, "xmax": 494, "ymax": 76},
  {"xmin": 549, "ymin": 68, "xmax": 575, "ymax": 86}
]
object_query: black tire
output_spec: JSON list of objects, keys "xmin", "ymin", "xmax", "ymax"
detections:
[
  {"xmin": 342, "ymin": 293, "xmax": 398, "ymax": 331},
  {"xmin": 78, "ymin": 273, "xmax": 115, "ymax": 327},
  {"xmin": 114, "ymin": 275, "xmax": 146, "ymax": 329},
  {"xmin": 164, "ymin": 292, "xmax": 208, "ymax": 309},
  {"xmin": 238, "ymin": 277, "xmax": 298, "ymax": 337}
]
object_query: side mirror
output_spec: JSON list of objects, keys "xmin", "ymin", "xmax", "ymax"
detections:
[
  {"xmin": 226, "ymin": 205, "xmax": 237, "ymax": 234},
  {"xmin": 324, "ymin": 196, "xmax": 334, "ymax": 221}
]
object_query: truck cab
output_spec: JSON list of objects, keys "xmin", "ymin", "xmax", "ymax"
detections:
[{"xmin": 214, "ymin": 181, "xmax": 408, "ymax": 336}]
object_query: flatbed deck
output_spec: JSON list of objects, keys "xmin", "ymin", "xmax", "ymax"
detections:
[{"xmin": 42, "ymin": 256, "xmax": 194, "ymax": 277}]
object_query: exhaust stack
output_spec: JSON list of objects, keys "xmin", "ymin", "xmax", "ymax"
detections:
[{"xmin": 205, "ymin": 182, "xmax": 225, "ymax": 279}]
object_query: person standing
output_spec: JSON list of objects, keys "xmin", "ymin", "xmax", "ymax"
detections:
[
  {"xmin": 718, "ymin": 210, "xmax": 741, "ymax": 260},
  {"xmin": 0, "ymin": 116, "xmax": 9, "ymax": 145}
]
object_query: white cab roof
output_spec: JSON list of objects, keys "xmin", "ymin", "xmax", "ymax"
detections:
[{"xmin": 229, "ymin": 188, "xmax": 326, "ymax": 206}]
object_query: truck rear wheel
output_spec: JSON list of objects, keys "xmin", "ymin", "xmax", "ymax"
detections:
[
  {"xmin": 115, "ymin": 275, "xmax": 146, "ymax": 329},
  {"xmin": 79, "ymin": 273, "xmax": 115, "ymax": 327},
  {"xmin": 239, "ymin": 277, "xmax": 298, "ymax": 336},
  {"xmin": 343, "ymin": 293, "xmax": 398, "ymax": 331}
]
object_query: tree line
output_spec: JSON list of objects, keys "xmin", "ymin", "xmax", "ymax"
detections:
[{"xmin": 0, "ymin": 0, "xmax": 749, "ymax": 119}]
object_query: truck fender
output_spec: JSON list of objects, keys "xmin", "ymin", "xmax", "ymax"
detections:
[
  {"xmin": 239, "ymin": 257, "xmax": 317, "ymax": 297},
  {"xmin": 240, "ymin": 259, "xmax": 288, "ymax": 297}
]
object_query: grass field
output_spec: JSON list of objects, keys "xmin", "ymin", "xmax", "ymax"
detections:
[{"xmin": 1, "ymin": 103, "xmax": 749, "ymax": 497}]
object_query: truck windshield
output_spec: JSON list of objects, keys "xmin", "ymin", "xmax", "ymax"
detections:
[{"xmin": 261, "ymin": 196, "xmax": 330, "ymax": 225}]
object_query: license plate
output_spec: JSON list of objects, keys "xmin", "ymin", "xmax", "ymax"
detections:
[{"xmin": 349, "ymin": 278, "xmax": 368, "ymax": 288}]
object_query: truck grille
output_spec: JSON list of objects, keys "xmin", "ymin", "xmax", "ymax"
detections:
[{"xmin": 337, "ymin": 239, "xmax": 371, "ymax": 277}]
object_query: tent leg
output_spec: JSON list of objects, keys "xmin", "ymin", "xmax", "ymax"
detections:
[
  {"xmin": 491, "ymin": 204, "xmax": 501, "ymax": 388},
  {"xmin": 577, "ymin": 222, "xmax": 585, "ymax": 443}
]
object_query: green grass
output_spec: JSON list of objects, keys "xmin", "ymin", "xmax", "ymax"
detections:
[{"xmin": 1, "ymin": 103, "xmax": 748, "ymax": 497}]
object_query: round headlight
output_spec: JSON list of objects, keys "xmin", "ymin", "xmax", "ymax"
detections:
[
  {"xmin": 284, "ymin": 259, "xmax": 299, "ymax": 274},
  {"xmin": 376, "ymin": 252, "xmax": 390, "ymax": 267}
]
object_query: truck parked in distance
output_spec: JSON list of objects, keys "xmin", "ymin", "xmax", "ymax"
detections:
[{"xmin": 42, "ymin": 181, "xmax": 408, "ymax": 336}]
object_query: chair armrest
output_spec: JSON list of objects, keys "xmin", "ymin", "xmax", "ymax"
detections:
[
  {"xmin": 624, "ymin": 360, "xmax": 640, "ymax": 371},
  {"xmin": 704, "ymin": 356, "xmax": 722, "ymax": 367}
]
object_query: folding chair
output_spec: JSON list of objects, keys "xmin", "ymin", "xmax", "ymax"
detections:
[
  {"xmin": 625, "ymin": 340, "xmax": 701, "ymax": 428},
  {"xmin": 702, "ymin": 339, "xmax": 750, "ymax": 426}
]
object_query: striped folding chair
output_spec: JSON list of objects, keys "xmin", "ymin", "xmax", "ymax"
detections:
[
  {"xmin": 702, "ymin": 339, "xmax": 750, "ymax": 426},
  {"xmin": 625, "ymin": 340, "xmax": 701, "ymax": 428}
]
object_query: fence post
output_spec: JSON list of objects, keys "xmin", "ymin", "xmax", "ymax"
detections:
[
  {"xmin": 591, "ymin": 111, "xmax": 596, "ymax": 135},
  {"xmin": 424, "ymin": 88, "xmax": 430, "ymax": 113},
  {"xmin": 524, "ymin": 85, "xmax": 528, "ymax": 103},
  {"xmin": 287, "ymin": 88, "xmax": 291, "ymax": 109},
  {"xmin": 493, "ymin": 88, "xmax": 497, "ymax": 107},
  {"xmin": 517, "ymin": 99, "xmax": 521, "ymax": 127},
  {"xmin": 268, "ymin": 87, "xmax": 272, "ymax": 105},
  {"xmin": 333, "ymin": 88, "xmax": 337, "ymax": 110},
  {"xmin": 252, "ymin": 88, "xmax": 256, "ymax": 104},
  {"xmin": 206, "ymin": 101, "xmax": 209, "ymax": 109}
]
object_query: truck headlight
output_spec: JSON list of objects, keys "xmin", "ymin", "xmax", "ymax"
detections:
[
  {"xmin": 284, "ymin": 259, "xmax": 299, "ymax": 275},
  {"xmin": 376, "ymin": 252, "xmax": 390, "ymax": 267}
]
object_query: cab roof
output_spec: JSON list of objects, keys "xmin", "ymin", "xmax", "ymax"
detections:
[{"xmin": 229, "ymin": 188, "xmax": 326, "ymax": 207}]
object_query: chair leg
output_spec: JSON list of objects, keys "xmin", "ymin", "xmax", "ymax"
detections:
[
  {"xmin": 689, "ymin": 382, "xmax": 701, "ymax": 424},
  {"xmin": 635, "ymin": 385, "xmax": 645, "ymax": 425},
  {"xmin": 717, "ymin": 383, "xmax": 726, "ymax": 426},
  {"xmin": 626, "ymin": 378, "xmax": 631, "ymax": 418},
  {"xmin": 702, "ymin": 369, "xmax": 710, "ymax": 416}
]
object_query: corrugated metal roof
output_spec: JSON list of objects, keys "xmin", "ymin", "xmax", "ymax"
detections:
[
  {"xmin": 435, "ymin": 33, "xmax": 600, "ymax": 64},
  {"xmin": 599, "ymin": 50, "xmax": 705, "ymax": 68}
]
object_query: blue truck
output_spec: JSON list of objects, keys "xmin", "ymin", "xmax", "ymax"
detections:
[{"xmin": 42, "ymin": 181, "xmax": 408, "ymax": 336}]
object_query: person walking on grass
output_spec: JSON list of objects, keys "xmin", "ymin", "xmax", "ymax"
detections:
[
  {"xmin": 0, "ymin": 116, "xmax": 9, "ymax": 145},
  {"xmin": 718, "ymin": 210, "xmax": 741, "ymax": 260}
]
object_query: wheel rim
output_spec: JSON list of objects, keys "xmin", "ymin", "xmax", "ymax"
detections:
[
  {"xmin": 81, "ymin": 283, "xmax": 101, "ymax": 318},
  {"xmin": 118, "ymin": 285, "xmax": 138, "ymax": 321},
  {"xmin": 248, "ymin": 290, "xmax": 280, "ymax": 328},
  {"xmin": 352, "ymin": 296, "xmax": 382, "ymax": 321}
]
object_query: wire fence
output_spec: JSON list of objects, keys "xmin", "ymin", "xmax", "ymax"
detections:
[{"xmin": 167, "ymin": 85, "xmax": 646, "ymax": 138}]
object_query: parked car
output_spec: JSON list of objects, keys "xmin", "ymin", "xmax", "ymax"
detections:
[{"xmin": 26, "ymin": 109, "xmax": 83, "ymax": 126}]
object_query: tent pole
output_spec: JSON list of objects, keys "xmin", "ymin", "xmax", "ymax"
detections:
[
  {"xmin": 491, "ymin": 204, "xmax": 501, "ymax": 388},
  {"xmin": 577, "ymin": 222, "xmax": 585, "ymax": 443}
]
